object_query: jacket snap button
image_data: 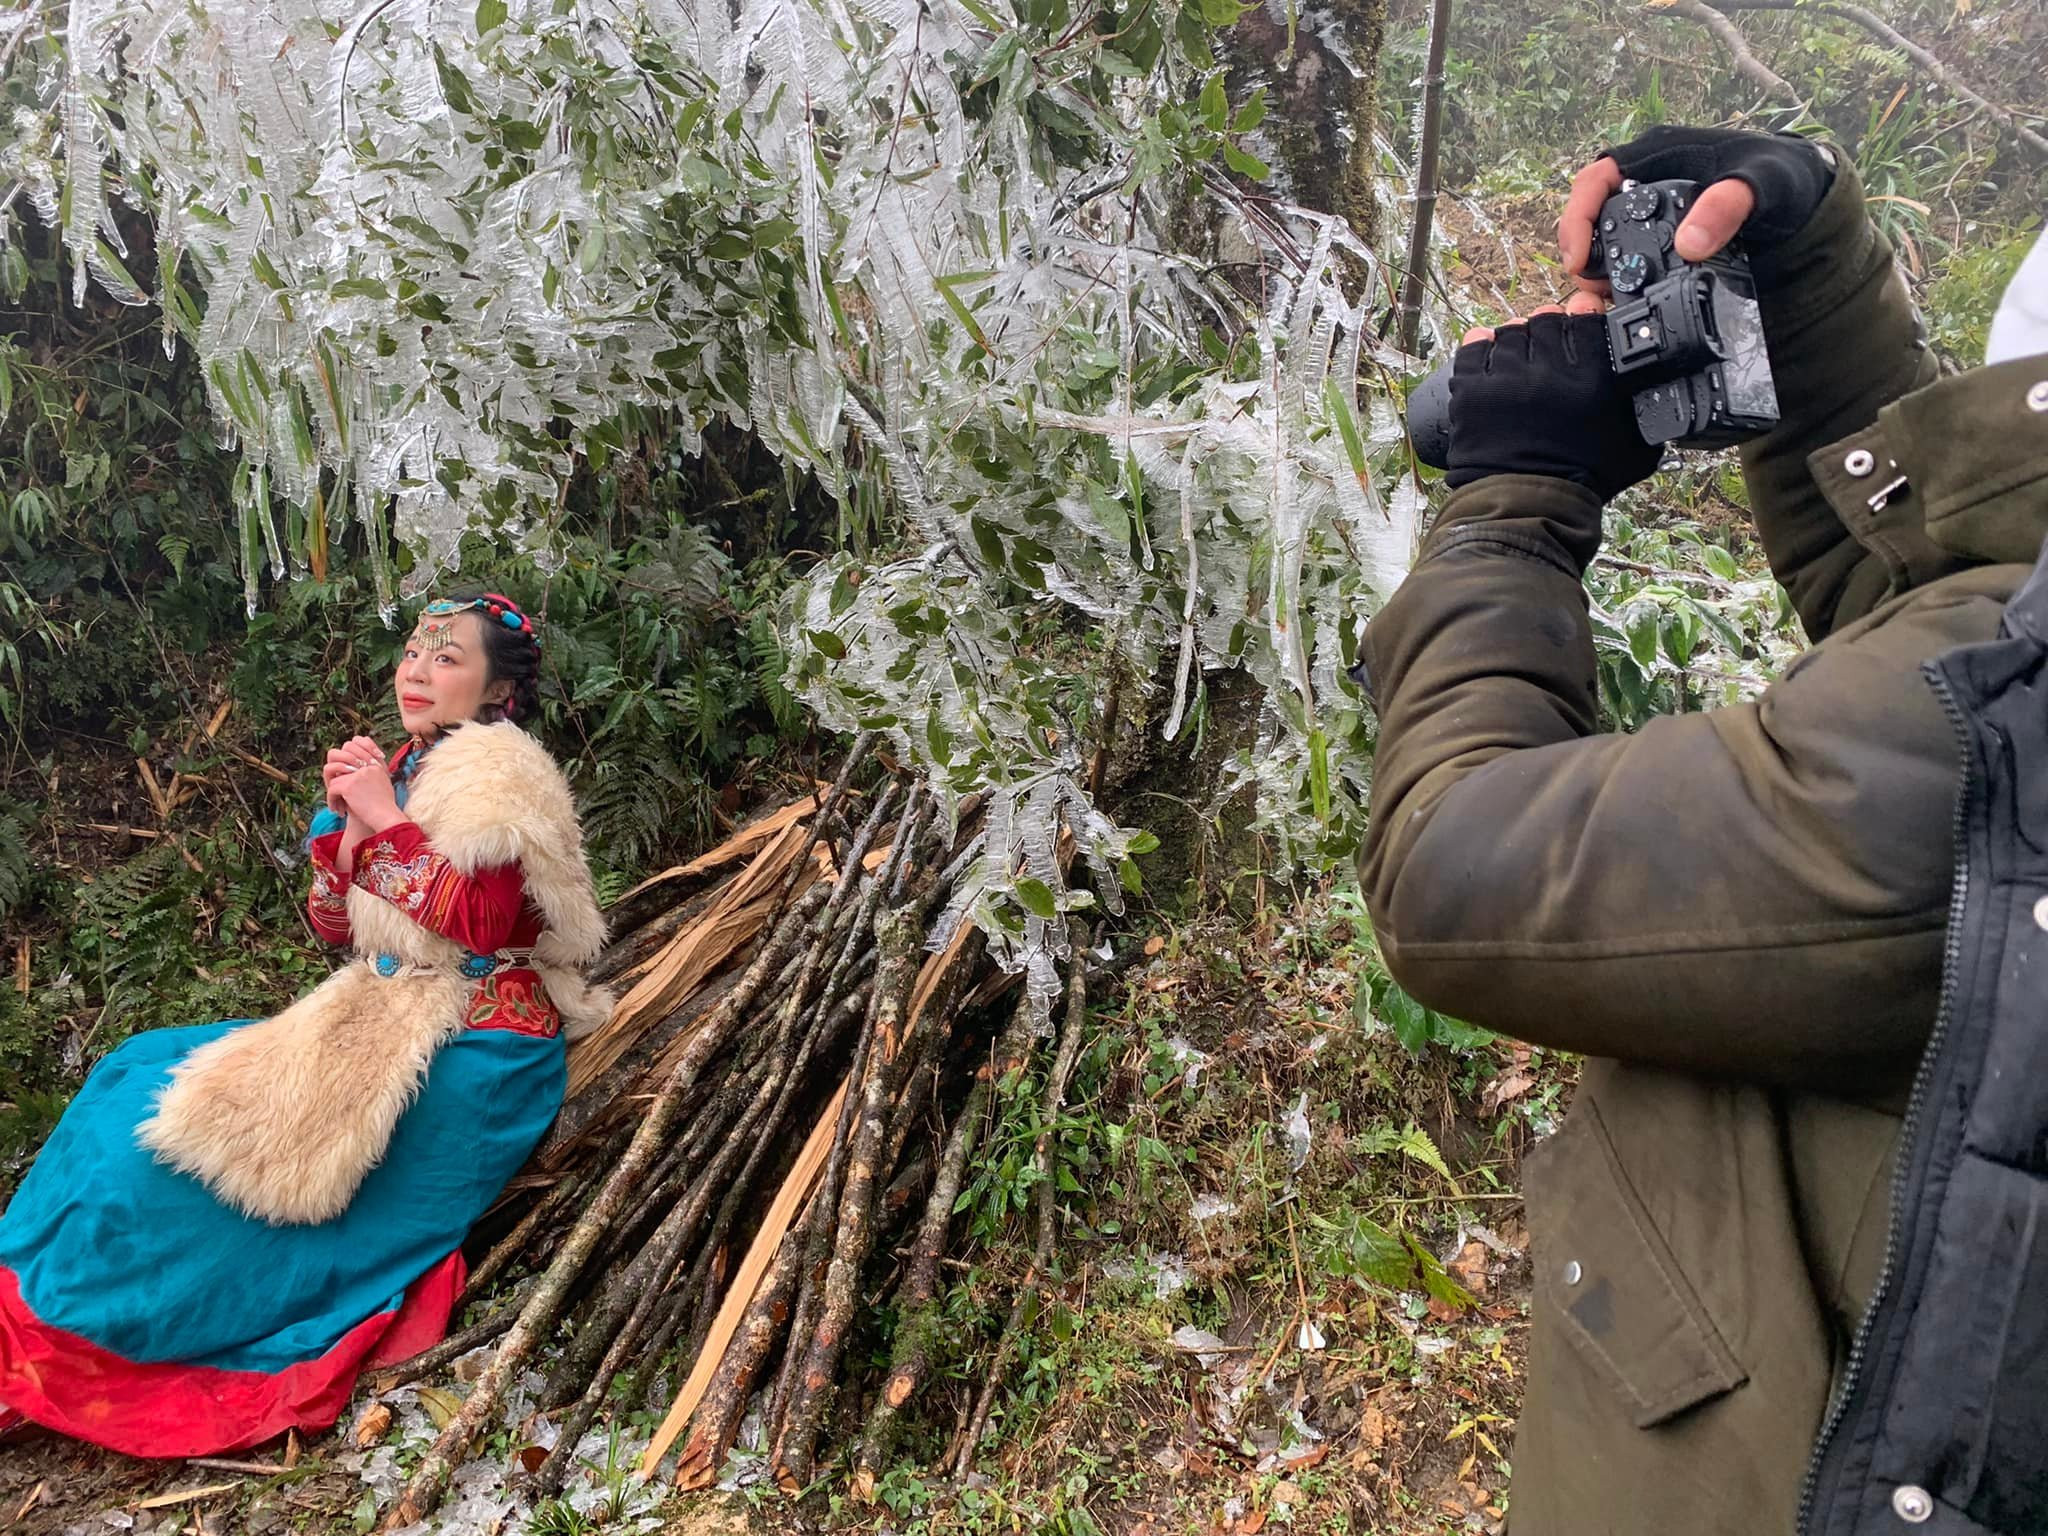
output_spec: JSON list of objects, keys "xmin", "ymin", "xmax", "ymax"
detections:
[
  {"xmin": 1892, "ymin": 1485, "xmax": 1934, "ymax": 1523},
  {"xmin": 1562, "ymin": 1260, "xmax": 1583, "ymax": 1286},
  {"xmin": 2029, "ymin": 381, "xmax": 2048, "ymax": 413},
  {"xmin": 2034, "ymin": 895, "xmax": 2048, "ymax": 932},
  {"xmin": 1844, "ymin": 448, "xmax": 1876, "ymax": 477}
]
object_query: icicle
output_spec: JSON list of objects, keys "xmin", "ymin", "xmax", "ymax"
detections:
[
  {"xmin": 251, "ymin": 463, "xmax": 286, "ymax": 580},
  {"xmin": 357, "ymin": 477, "xmax": 398, "ymax": 626},
  {"xmin": 27, "ymin": 0, "xmax": 1462, "ymax": 984},
  {"xmin": 234, "ymin": 465, "xmax": 262, "ymax": 618}
]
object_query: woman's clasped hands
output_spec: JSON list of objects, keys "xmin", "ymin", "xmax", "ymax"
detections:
[{"xmin": 321, "ymin": 736, "xmax": 404, "ymax": 831}]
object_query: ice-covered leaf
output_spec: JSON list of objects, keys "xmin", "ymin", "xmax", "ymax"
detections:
[{"xmin": 10, "ymin": 0, "xmax": 1452, "ymax": 1003}]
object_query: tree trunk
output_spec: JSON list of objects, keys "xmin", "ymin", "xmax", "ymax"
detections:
[{"xmin": 1223, "ymin": 0, "xmax": 1388, "ymax": 241}]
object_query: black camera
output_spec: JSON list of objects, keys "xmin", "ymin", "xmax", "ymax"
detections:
[{"xmin": 1407, "ymin": 178, "xmax": 1780, "ymax": 470}]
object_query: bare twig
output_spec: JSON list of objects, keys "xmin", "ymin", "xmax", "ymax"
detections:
[
  {"xmin": 371, "ymin": 1287, "xmax": 530, "ymax": 1393},
  {"xmin": 1648, "ymin": 0, "xmax": 1806, "ymax": 109},
  {"xmin": 1704, "ymin": 0, "xmax": 2048, "ymax": 162}
]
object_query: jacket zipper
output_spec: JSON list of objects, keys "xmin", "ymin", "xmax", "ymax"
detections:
[{"xmin": 1795, "ymin": 664, "xmax": 1974, "ymax": 1536}]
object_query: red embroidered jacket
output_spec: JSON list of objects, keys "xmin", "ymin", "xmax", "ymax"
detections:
[{"xmin": 306, "ymin": 818, "xmax": 558, "ymax": 1038}]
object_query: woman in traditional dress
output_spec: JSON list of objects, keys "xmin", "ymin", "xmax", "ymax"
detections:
[{"xmin": 0, "ymin": 593, "xmax": 612, "ymax": 1456}]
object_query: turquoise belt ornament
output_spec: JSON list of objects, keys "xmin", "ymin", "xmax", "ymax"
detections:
[{"xmin": 372, "ymin": 952, "xmax": 508, "ymax": 979}]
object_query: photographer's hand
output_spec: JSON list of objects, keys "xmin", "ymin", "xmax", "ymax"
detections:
[
  {"xmin": 1446, "ymin": 308, "xmax": 1662, "ymax": 501},
  {"xmin": 1560, "ymin": 127, "xmax": 1834, "ymax": 288},
  {"xmin": 1558, "ymin": 126, "xmax": 1936, "ymax": 644}
]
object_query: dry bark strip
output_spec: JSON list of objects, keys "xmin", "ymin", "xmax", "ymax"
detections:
[
  {"xmin": 536, "ymin": 914, "xmax": 863, "ymax": 1458},
  {"xmin": 668, "ymin": 1200, "xmax": 809, "ymax": 1489},
  {"xmin": 639, "ymin": 1083, "xmax": 850, "ymax": 1477}
]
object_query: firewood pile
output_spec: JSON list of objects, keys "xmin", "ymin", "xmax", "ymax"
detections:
[{"xmin": 378, "ymin": 748, "xmax": 1099, "ymax": 1524}]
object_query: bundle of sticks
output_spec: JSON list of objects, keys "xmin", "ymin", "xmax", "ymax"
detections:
[{"xmin": 377, "ymin": 749, "xmax": 1098, "ymax": 1524}]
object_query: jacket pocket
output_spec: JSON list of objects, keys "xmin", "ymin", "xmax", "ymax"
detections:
[
  {"xmin": 1526, "ymin": 1097, "xmax": 1750, "ymax": 1428},
  {"xmin": 1874, "ymin": 1149, "xmax": 2048, "ymax": 1533}
]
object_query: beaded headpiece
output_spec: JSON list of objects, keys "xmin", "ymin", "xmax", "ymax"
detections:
[{"xmin": 419, "ymin": 593, "xmax": 541, "ymax": 653}]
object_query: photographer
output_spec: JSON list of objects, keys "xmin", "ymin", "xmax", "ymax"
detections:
[{"xmin": 1356, "ymin": 126, "xmax": 2048, "ymax": 1535}]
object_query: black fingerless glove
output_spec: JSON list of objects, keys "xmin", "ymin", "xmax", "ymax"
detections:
[
  {"xmin": 1446, "ymin": 312, "xmax": 1663, "ymax": 501},
  {"xmin": 1605, "ymin": 126, "xmax": 1835, "ymax": 250}
]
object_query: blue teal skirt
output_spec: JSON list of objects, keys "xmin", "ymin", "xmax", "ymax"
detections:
[{"xmin": 0, "ymin": 1018, "xmax": 563, "ymax": 1454}]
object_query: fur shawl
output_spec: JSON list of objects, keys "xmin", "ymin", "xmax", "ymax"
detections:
[{"xmin": 138, "ymin": 722, "xmax": 613, "ymax": 1226}]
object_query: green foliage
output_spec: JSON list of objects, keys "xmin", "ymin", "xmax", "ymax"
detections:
[
  {"xmin": 1326, "ymin": 887, "xmax": 1494, "ymax": 1057},
  {"xmin": 1586, "ymin": 503, "xmax": 1801, "ymax": 731},
  {"xmin": 1311, "ymin": 1207, "xmax": 1479, "ymax": 1309},
  {"xmin": 1924, "ymin": 220, "xmax": 2044, "ymax": 368},
  {"xmin": 523, "ymin": 1499, "xmax": 595, "ymax": 1536},
  {"xmin": 0, "ymin": 804, "xmax": 29, "ymax": 919},
  {"xmin": 1384, "ymin": 0, "xmax": 2043, "ymax": 366},
  {"xmin": 0, "ymin": 233, "xmax": 813, "ymax": 1172}
]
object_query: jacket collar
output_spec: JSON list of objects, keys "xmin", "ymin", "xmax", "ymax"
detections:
[{"xmin": 1810, "ymin": 356, "xmax": 2048, "ymax": 581}]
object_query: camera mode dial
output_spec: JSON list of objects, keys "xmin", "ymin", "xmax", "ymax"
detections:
[
  {"xmin": 1610, "ymin": 250, "xmax": 1652, "ymax": 295},
  {"xmin": 1620, "ymin": 183, "xmax": 1662, "ymax": 222}
]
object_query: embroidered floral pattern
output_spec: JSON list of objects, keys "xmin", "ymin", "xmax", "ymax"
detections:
[
  {"xmin": 309, "ymin": 865, "xmax": 349, "ymax": 917},
  {"xmin": 305, "ymin": 851, "xmax": 353, "ymax": 944},
  {"xmin": 353, "ymin": 840, "xmax": 461, "ymax": 928},
  {"xmin": 467, "ymin": 970, "xmax": 560, "ymax": 1038}
]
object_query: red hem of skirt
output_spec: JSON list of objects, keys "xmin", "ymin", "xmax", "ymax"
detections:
[{"xmin": 0, "ymin": 1253, "xmax": 464, "ymax": 1457}]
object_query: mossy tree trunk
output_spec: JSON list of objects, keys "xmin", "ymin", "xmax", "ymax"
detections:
[
  {"xmin": 1225, "ymin": 0, "xmax": 1388, "ymax": 241},
  {"xmin": 1124, "ymin": 5, "xmax": 1389, "ymax": 911}
]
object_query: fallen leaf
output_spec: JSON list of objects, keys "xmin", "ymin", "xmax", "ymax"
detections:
[
  {"xmin": 1143, "ymin": 935, "xmax": 1165, "ymax": 957},
  {"xmin": 1448, "ymin": 1241, "xmax": 1490, "ymax": 1297},
  {"xmin": 1281, "ymin": 1443, "xmax": 1328, "ymax": 1471},
  {"xmin": 1237, "ymin": 1511, "xmax": 1267, "ymax": 1535},
  {"xmin": 283, "ymin": 1431, "xmax": 301, "ymax": 1470},
  {"xmin": 1482, "ymin": 1068, "xmax": 1536, "ymax": 1115},
  {"xmin": 415, "ymin": 1386, "xmax": 465, "ymax": 1429},
  {"xmin": 1271, "ymin": 1479, "xmax": 1303, "ymax": 1506},
  {"xmin": 352, "ymin": 1402, "xmax": 393, "ymax": 1448},
  {"xmin": 516, "ymin": 1445, "xmax": 549, "ymax": 1474},
  {"xmin": 1426, "ymin": 1295, "xmax": 1460, "ymax": 1322}
]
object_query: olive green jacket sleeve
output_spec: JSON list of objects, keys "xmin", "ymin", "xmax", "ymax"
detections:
[
  {"xmin": 1354, "ymin": 470, "xmax": 1960, "ymax": 1094},
  {"xmin": 1353, "ymin": 158, "xmax": 1989, "ymax": 1091},
  {"xmin": 1737, "ymin": 154, "xmax": 1944, "ymax": 640}
]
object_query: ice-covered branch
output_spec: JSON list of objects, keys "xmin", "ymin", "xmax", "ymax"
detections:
[{"xmin": 4, "ymin": 0, "xmax": 1450, "ymax": 1004}]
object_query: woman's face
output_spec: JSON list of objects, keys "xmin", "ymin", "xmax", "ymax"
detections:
[{"xmin": 395, "ymin": 609, "xmax": 509, "ymax": 739}]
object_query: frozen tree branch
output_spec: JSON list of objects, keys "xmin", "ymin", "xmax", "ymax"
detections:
[{"xmin": 3, "ymin": 0, "xmax": 1455, "ymax": 1003}]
